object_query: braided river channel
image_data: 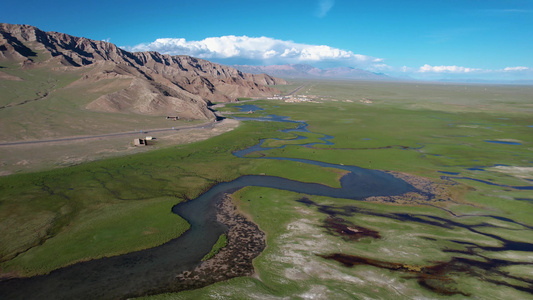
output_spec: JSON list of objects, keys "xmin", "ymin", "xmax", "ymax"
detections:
[{"xmin": 0, "ymin": 107, "xmax": 419, "ymax": 299}]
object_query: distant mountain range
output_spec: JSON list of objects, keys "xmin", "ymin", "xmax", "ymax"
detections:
[
  {"xmin": 0, "ymin": 23, "xmax": 287, "ymax": 120},
  {"xmin": 234, "ymin": 64, "xmax": 391, "ymax": 80}
]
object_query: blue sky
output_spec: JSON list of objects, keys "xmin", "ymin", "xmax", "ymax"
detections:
[{"xmin": 2, "ymin": 0, "xmax": 532, "ymax": 81}]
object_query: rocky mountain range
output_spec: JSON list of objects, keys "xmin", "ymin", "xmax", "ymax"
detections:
[
  {"xmin": 234, "ymin": 64, "xmax": 390, "ymax": 80},
  {"xmin": 0, "ymin": 23, "xmax": 287, "ymax": 120}
]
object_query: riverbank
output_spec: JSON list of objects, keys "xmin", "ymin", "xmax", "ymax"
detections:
[
  {"xmin": 364, "ymin": 171, "xmax": 467, "ymax": 207},
  {"xmin": 0, "ymin": 120, "xmax": 286, "ymax": 281},
  {"xmin": 140, "ymin": 194, "xmax": 266, "ymax": 297}
]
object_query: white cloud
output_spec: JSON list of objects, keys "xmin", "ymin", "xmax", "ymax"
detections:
[
  {"xmin": 126, "ymin": 35, "xmax": 382, "ymax": 68},
  {"xmin": 400, "ymin": 66, "xmax": 413, "ymax": 73},
  {"xmin": 403, "ymin": 64, "xmax": 533, "ymax": 81},
  {"xmin": 504, "ymin": 66, "xmax": 529, "ymax": 71},
  {"xmin": 316, "ymin": 0, "xmax": 335, "ymax": 18},
  {"xmin": 418, "ymin": 64, "xmax": 482, "ymax": 73},
  {"xmin": 123, "ymin": 36, "xmax": 532, "ymax": 81},
  {"xmin": 417, "ymin": 64, "xmax": 531, "ymax": 75}
]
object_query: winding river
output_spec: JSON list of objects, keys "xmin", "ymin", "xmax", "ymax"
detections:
[{"xmin": 0, "ymin": 107, "xmax": 418, "ymax": 299}]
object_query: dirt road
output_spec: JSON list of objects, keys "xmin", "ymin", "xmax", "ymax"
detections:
[
  {"xmin": 0, "ymin": 119, "xmax": 240, "ymax": 176},
  {"xmin": 0, "ymin": 121, "xmax": 219, "ymax": 147}
]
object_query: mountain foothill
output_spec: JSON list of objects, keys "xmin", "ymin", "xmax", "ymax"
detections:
[{"xmin": 0, "ymin": 23, "xmax": 287, "ymax": 120}]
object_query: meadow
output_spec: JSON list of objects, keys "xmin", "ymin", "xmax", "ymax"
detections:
[
  {"xmin": 144, "ymin": 81, "xmax": 533, "ymax": 299},
  {"xmin": 1, "ymin": 79, "xmax": 532, "ymax": 299}
]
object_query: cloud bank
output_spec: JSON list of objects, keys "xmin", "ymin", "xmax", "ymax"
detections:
[
  {"xmin": 399, "ymin": 64, "xmax": 532, "ymax": 81},
  {"xmin": 418, "ymin": 64, "xmax": 482, "ymax": 73},
  {"xmin": 415, "ymin": 64, "xmax": 530, "ymax": 74},
  {"xmin": 126, "ymin": 35, "xmax": 383, "ymax": 68},
  {"xmin": 504, "ymin": 66, "xmax": 529, "ymax": 71},
  {"xmin": 125, "ymin": 36, "xmax": 531, "ymax": 81}
]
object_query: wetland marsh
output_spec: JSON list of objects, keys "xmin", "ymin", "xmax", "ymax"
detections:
[{"xmin": 1, "ymin": 80, "xmax": 532, "ymax": 299}]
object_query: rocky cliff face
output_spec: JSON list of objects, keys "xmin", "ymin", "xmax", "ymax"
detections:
[{"xmin": 0, "ymin": 23, "xmax": 287, "ymax": 120}]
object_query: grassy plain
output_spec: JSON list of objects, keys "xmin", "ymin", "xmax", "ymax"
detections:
[
  {"xmin": 1, "ymin": 79, "xmax": 532, "ymax": 299},
  {"xmin": 0, "ymin": 119, "xmax": 344, "ymax": 276},
  {"xmin": 141, "ymin": 80, "xmax": 533, "ymax": 299}
]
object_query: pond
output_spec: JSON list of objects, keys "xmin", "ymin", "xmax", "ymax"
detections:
[{"xmin": 485, "ymin": 140, "xmax": 522, "ymax": 145}]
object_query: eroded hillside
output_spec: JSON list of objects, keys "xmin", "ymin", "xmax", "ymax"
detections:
[{"xmin": 0, "ymin": 23, "xmax": 286, "ymax": 121}]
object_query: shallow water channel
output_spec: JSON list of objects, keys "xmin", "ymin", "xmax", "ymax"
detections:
[{"xmin": 0, "ymin": 108, "xmax": 417, "ymax": 299}]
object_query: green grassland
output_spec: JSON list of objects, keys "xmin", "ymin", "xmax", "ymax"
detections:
[
  {"xmin": 149, "ymin": 188, "xmax": 531, "ymax": 300},
  {"xmin": 142, "ymin": 81, "xmax": 532, "ymax": 299},
  {"xmin": 0, "ymin": 120, "xmax": 344, "ymax": 276},
  {"xmin": 1, "ymin": 79, "xmax": 532, "ymax": 299},
  {"xmin": 2, "ymin": 196, "xmax": 190, "ymax": 276},
  {"xmin": 167, "ymin": 195, "xmax": 529, "ymax": 299}
]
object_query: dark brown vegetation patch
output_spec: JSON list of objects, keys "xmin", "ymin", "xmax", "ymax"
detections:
[{"xmin": 322, "ymin": 216, "xmax": 380, "ymax": 241}]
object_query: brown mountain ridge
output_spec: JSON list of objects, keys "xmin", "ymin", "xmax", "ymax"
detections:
[{"xmin": 0, "ymin": 23, "xmax": 287, "ymax": 120}]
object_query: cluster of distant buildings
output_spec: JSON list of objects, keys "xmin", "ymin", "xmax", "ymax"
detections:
[
  {"xmin": 267, "ymin": 94, "xmax": 319, "ymax": 103},
  {"xmin": 266, "ymin": 95, "xmax": 286, "ymax": 100}
]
